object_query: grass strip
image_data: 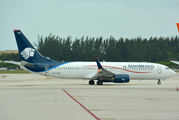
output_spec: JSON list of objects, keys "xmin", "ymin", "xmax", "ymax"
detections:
[{"xmin": 0, "ymin": 70, "xmax": 31, "ymax": 74}]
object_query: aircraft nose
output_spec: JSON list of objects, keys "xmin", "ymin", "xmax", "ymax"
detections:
[{"xmin": 170, "ymin": 70, "xmax": 176, "ymax": 76}]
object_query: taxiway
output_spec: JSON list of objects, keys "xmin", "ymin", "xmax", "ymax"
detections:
[{"xmin": 0, "ymin": 73, "xmax": 179, "ymax": 120}]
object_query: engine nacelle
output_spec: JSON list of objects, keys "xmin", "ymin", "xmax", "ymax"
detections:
[{"xmin": 113, "ymin": 74, "xmax": 130, "ymax": 83}]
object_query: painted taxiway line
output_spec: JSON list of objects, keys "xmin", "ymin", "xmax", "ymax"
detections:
[{"xmin": 62, "ymin": 89, "xmax": 100, "ymax": 120}]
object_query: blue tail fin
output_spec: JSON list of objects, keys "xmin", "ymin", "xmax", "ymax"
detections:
[{"xmin": 14, "ymin": 30, "xmax": 54, "ymax": 63}]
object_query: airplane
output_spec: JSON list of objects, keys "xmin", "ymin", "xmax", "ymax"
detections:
[
  {"xmin": 13, "ymin": 30, "xmax": 176, "ymax": 85},
  {"xmin": 4, "ymin": 60, "xmax": 20, "ymax": 65},
  {"xmin": 170, "ymin": 23, "xmax": 179, "ymax": 65},
  {"xmin": 3, "ymin": 60, "xmax": 27, "ymax": 70},
  {"xmin": 171, "ymin": 60, "xmax": 179, "ymax": 65}
]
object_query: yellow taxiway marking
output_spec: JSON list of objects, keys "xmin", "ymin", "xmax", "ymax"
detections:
[
  {"xmin": 72, "ymin": 96, "xmax": 85, "ymax": 100},
  {"xmin": 75, "ymin": 98, "xmax": 85, "ymax": 100},
  {"xmin": 102, "ymin": 84, "xmax": 136, "ymax": 87},
  {"xmin": 46, "ymin": 76, "xmax": 51, "ymax": 79},
  {"xmin": 89, "ymin": 109, "xmax": 101, "ymax": 111},
  {"xmin": 66, "ymin": 91, "xmax": 74, "ymax": 92},
  {"xmin": 100, "ymin": 118, "xmax": 114, "ymax": 120},
  {"xmin": 2, "ymin": 75, "xmax": 5, "ymax": 78},
  {"xmin": 119, "ymin": 84, "xmax": 136, "ymax": 85},
  {"xmin": 72, "ymin": 96, "xmax": 85, "ymax": 97}
]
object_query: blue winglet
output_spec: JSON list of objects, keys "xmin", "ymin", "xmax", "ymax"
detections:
[{"xmin": 95, "ymin": 57, "xmax": 103, "ymax": 69}]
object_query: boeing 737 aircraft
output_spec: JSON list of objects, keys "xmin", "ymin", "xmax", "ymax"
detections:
[{"xmin": 14, "ymin": 30, "xmax": 176, "ymax": 85}]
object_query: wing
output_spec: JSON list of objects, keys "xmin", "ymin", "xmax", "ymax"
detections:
[
  {"xmin": 171, "ymin": 60, "xmax": 179, "ymax": 65},
  {"xmin": 91, "ymin": 57, "xmax": 114, "ymax": 79}
]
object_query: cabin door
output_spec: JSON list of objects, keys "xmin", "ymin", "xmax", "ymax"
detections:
[
  {"xmin": 158, "ymin": 65, "xmax": 162, "ymax": 74},
  {"xmin": 45, "ymin": 64, "xmax": 49, "ymax": 73}
]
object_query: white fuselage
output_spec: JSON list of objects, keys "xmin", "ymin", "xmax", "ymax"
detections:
[{"xmin": 33, "ymin": 62, "xmax": 175, "ymax": 80}]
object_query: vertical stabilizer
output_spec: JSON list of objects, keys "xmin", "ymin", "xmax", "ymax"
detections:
[{"xmin": 14, "ymin": 30, "xmax": 54, "ymax": 63}]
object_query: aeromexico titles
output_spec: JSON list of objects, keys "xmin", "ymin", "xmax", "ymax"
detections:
[{"xmin": 14, "ymin": 30, "xmax": 176, "ymax": 85}]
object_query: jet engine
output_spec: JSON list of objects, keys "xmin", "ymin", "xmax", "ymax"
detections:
[
  {"xmin": 101, "ymin": 74, "xmax": 130, "ymax": 83},
  {"xmin": 113, "ymin": 74, "xmax": 130, "ymax": 83}
]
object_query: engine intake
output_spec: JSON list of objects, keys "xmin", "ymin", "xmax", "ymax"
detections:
[{"xmin": 113, "ymin": 74, "xmax": 130, "ymax": 83}]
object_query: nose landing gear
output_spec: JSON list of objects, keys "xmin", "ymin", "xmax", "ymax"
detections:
[{"xmin": 157, "ymin": 79, "xmax": 161, "ymax": 85}]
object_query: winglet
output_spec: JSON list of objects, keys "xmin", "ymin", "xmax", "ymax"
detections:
[
  {"xmin": 95, "ymin": 57, "xmax": 103, "ymax": 69},
  {"xmin": 177, "ymin": 23, "xmax": 179, "ymax": 33}
]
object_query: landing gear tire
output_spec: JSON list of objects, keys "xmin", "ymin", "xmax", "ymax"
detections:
[
  {"xmin": 157, "ymin": 79, "xmax": 161, "ymax": 85},
  {"xmin": 89, "ymin": 80, "xmax": 95, "ymax": 85},
  {"xmin": 97, "ymin": 80, "xmax": 103, "ymax": 85}
]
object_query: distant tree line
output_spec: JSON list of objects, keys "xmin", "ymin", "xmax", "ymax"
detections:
[
  {"xmin": 0, "ymin": 53, "xmax": 20, "ymax": 61},
  {"xmin": 1, "ymin": 35, "xmax": 179, "ymax": 64},
  {"xmin": 0, "ymin": 62, "xmax": 19, "ymax": 69},
  {"xmin": 35, "ymin": 34, "xmax": 179, "ymax": 62}
]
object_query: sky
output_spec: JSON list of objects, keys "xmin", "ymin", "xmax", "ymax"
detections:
[{"xmin": 0, "ymin": 0, "xmax": 179, "ymax": 50}]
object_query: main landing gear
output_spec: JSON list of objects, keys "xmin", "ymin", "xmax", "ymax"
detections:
[
  {"xmin": 89, "ymin": 80, "xmax": 94, "ymax": 85},
  {"xmin": 97, "ymin": 80, "xmax": 103, "ymax": 85},
  {"xmin": 89, "ymin": 80, "xmax": 103, "ymax": 85},
  {"xmin": 157, "ymin": 79, "xmax": 161, "ymax": 85}
]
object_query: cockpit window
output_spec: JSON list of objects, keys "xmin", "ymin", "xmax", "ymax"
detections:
[{"xmin": 165, "ymin": 67, "xmax": 171, "ymax": 70}]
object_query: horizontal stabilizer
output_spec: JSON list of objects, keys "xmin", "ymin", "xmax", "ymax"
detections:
[{"xmin": 21, "ymin": 61, "xmax": 35, "ymax": 67}]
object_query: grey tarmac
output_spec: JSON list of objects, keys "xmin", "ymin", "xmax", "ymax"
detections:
[{"xmin": 0, "ymin": 73, "xmax": 179, "ymax": 120}]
